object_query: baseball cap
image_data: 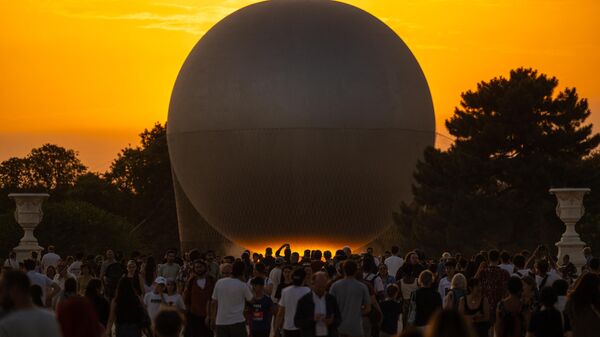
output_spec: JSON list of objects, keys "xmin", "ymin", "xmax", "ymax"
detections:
[{"xmin": 154, "ymin": 276, "xmax": 167, "ymax": 285}]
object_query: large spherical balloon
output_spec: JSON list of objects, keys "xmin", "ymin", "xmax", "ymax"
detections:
[{"xmin": 167, "ymin": 0, "xmax": 435, "ymax": 251}]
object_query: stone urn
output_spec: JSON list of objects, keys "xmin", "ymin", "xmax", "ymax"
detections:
[
  {"xmin": 549, "ymin": 188, "xmax": 589, "ymax": 270},
  {"xmin": 8, "ymin": 193, "xmax": 49, "ymax": 262}
]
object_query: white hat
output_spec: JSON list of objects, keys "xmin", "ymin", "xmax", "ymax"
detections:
[{"xmin": 154, "ymin": 276, "xmax": 167, "ymax": 285}]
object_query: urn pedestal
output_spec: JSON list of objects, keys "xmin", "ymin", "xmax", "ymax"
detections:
[
  {"xmin": 8, "ymin": 193, "xmax": 49, "ymax": 262},
  {"xmin": 549, "ymin": 188, "xmax": 589, "ymax": 271}
]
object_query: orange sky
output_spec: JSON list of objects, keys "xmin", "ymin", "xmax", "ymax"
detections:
[{"xmin": 1, "ymin": 0, "xmax": 599, "ymax": 171}]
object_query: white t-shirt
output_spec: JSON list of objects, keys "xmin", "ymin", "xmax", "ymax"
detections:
[
  {"xmin": 212, "ymin": 278, "xmax": 254, "ymax": 325},
  {"xmin": 536, "ymin": 273, "xmax": 561, "ymax": 289},
  {"xmin": 279, "ymin": 285, "xmax": 311, "ymax": 330},
  {"xmin": 41, "ymin": 253, "xmax": 61, "ymax": 272},
  {"xmin": 498, "ymin": 263, "xmax": 515, "ymax": 274},
  {"xmin": 0, "ymin": 307, "xmax": 61, "ymax": 337},
  {"xmin": 144, "ymin": 291, "xmax": 166, "ymax": 319},
  {"xmin": 67, "ymin": 260, "xmax": 83, "ymax": 277},
  {"xmin": 512, "ymin": 269, "xmax": 532, "ymax": 278},
  {"xmin": 27, "ymin": 270, "xmax": 55, "ymax": 300},
  {"xmin": 438, "ymin": 276, "xmax": 451, "ymax": 301},
  {"xmin": 164, "ymin": 293, "xmax": 186, "ymax": 311},
  {"xmin": 384, "ymin": 256, "xmax": 404, "ymax": 277},
  {"xmin": 268, "ymin": 267, "xmax": 282, "ymax": 297}
]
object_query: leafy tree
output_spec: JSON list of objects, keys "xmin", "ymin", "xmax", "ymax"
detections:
[{"xmin": 395, "ymin": 68, "xmax": 600, "ymax": 255}]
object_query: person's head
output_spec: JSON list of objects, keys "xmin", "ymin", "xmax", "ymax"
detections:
[
  {"xmin": 30, "ymin": 285, "xmax": 43, "ymax": 307},
  {"xmin": 0, "ymin": 270, "xmax": 32, "ymax": 310},
  {"xmin": 193, "ymin": 260, "xmax": 207, "ymax": 277},
  {"xmin": 80, "ymin": 263, "xmax": 91, "ymax": 276},
  {"xmin": 223, "ymin": 256, "xmax": 235, "ymax": 264},
  {"xmin": 391, "ymin": 246, "xmax": 400, "ymax": 256},
  {"xmin": 444, "ymin": 258, "xmax": 457, "ymax": 277},
  {"xmin": 64, "ymin": 277, "xmax": 77, "ymax": 294},
  {"xmin": 154, "ymin": 277, "xmax": 167, "ymax": 294},
  {"xmin": 418, "ymin": 270, "xmax": 434, "ymax": 288},
  {"xmin": 57, "ymin": 296, "xmax": 105, "ymax": 337},
  {"xmin": 521, "ymin": 275, "xmax": 537, "ymax": 295},
  {"xmin": 8, "ymin": 250, "xmax": 15, "ymax": 259},
  {"xmin": 343, "ymin": 260, "xmax": 358, "ymax": 278},
  {"xmin": 23, "ymin": 259, "xmax": 36, "ymax": 272},
  {"xmin": 313, "ymin": 250, "xmax": 322, "ymax": 261},
  {"xmin": 231, "ymin": 261, "xmax": 245, "ymax": 279},
  {"xmin": 291, "ymin": 252, "xmax": 300, "ymax": 264},
  {"xmin": 589, "ymin": 257, "xmax": 600, "ymax": 274},
  {"xmin": 467, "ymin": 277, "xmax": 481, "ymax": 295},
  {"xmin": 450, "ymin": 273, "xmax": 467, "ymax": 290},
  {"xmin": 568, "ymin": 272, "xmax": 600, "ymax": 311},
  {"xmin": 312, "ymin": 271, "xmax": 328, "ymax": 294},
  {"xmin": 165, "ymin": 250, "xmax": 176, "ymax": 263},
  {"xmin": 386, "ymin": 283, "xmax": 399, "ymax": 300},
  {"xmin": 367, "ymin": 247, "xmax": 374, "ymax": 255},
  {"xmin": 513, "ymin": 254, "xmax": 525, "ymax": 269},
  {"xmin": 507, "ymin": 276, "xmax": 523, "ymax": 296},
  {"xmin": 85, "ymin": 278, "xmax": 103, "ymax": 298},
  {"xmin": 552, "ymin": 279, "xmax": 568, "ymax": 297},
  {"xmin": 46, "ymin": 265, "xmax": 56, "ymax": 278},
  {"xmin": 292, "ymin": 268, "xmax": 306, "ymax": 286},
  {"xmin": 378, "ymin": 263, "xmax": 389, "ymax": 277},
  {"xmin": 539, "ymin": 286, "xmax": 558, "ymax": 308},
  {"xmin": 48, "ymin": 245, "xmax": 55, "ymax": 253},
  {"xmin": 220, "ymin": 263, "xmax": 232, "ymax": 278},
  {"xmin": 406, "ymin": 251, "xmax": 419, "ymax": 265},
  {"xmin": 488, "ymin": 250, "xmax": 500, "ymax": 264},
  {"xmin": 323, "ymin": 250, "xmax": 332, "ymax": 260},
  {"xmin": 166, "ymin": 278, "xmax": 177, "ymax": 294},
  {"xmin": 562, "ymin": 254, "xmax": 570, "ymax": 264},
  {"xmin": 424, "ymin": 309, "xmax": 475, "ymax": 337},
  {"xmin": 106, "ymin": 249, "xmax": 114, "ymax": 260},
  {"xmin": 31, "ymin": 251, "xmax": 38, "ymax": 260},
  {"xmin": 153, "ymin": 309, "xmax": 184, "ymax": 337},
  {"xmin": 254, "ymin": 262, "xmax": 267, "ymax": 276},
  {"xmin": 265, "ymin": 247, "xmax": 273, "ymax": 257},
  {"xmin": 500, "ymin": 251, "xmax": 510, "ymax": 264},
  {"xmin": 583, "ymin": 246, "xmax": 592, "ymax": 257},
  {"xmin": 282, "ymin": 265, "xmax": 293, "ymax": 282},
  {"xmin": 361, "ymin": 255, "xmax": 377, "ymax": 274},
  {"xmin": 535, "ymin": 259, "xmax": 549, "ymax": 276},
  {"xmin": 126, "ymin": 260, "xmax": 138, "ymax": 275},
  {"xmin": 251, "ymin": 277, "xmax": 265, "ymax": 295}
]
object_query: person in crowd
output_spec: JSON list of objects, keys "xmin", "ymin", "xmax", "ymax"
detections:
[
  {"xmin": 248, "ymin": 277, "xmax": 275, "ymax": 337},
  {"xmin": 57, "ymin": 296, "xmax": 105, "ymax": 337},
  {"xmin": 54, "ymin": 259, "xmax": 77, "ymax": 291},
  {"xmin": 142, "ymin": 256, "xmax": 158, "ymax": 294},
  {"xmin": 269, "ymin": 257, "xmax": 285, "ymax": 297},
  {"xmin": 498, "ymin": 252, "xmax": 514, "ymax": 274},
  {"xmin": 210, "ymin": 260, "xmax": 254, "ymax": 336},
  {"xmin": 329, "ymin": 260, "xmax": 371, "ymax": 337},
  {"xmin": 399, "ymin": 252, "xmax": 421, "ymax": 331},
  {"xmin": 384, "ymin": 246, "xmax": 404, "ymax": 278},
  {"xmin": 46, "ymin": 265, "xmax": 57, "ymax": 280},
  {"xmin": 411, "ymin": 270, "xmax": 442, "ymax": 328},
  {"xmin": 249, "ymin": 262, "xmax": 273, "ymax": 295},
  {"xmin": 276, "ymin": 243, "xmax": 292, "ymax": 264},
  {"xmin": 323, "ymin": 251, "xmax": 333, "ymax": 266},
  {"xmin": 526, "ymin": 287, "xmax": 565, "ymax": 337},
  {"xmin": 294, "ymin": 271, "xmax": 340, "ymax": 337},
  {"xmin": 55, "ymin": 277, "xmax": 78, "ymax": 309},
  {"xmin": 85, "ymin": 278, "xmax": 110, "ymax": 327},
  {"xmin": 154, "ymin": 309, "xmax": 184, "ymax": 337},
  {"xmin": 78, "ymin": 263, "xmax": 94, "ymax": 296},
  {"xmin": 377, "ymin": 263, "xmax": 395, "ymax": 288},
  {"xmin": 521, "ymin": 276, "xmax": 538, "ymax": 313},
  {"xmin": 459, "ymin": 278, "xmax": 490, "ymax": 337},
  {"xmin": 438, "ymin": 258, "xmax": 457, "ymax": 302},
  {"xmin": 123, "ymin": 259, "xmax": 145, "ymax": 297},
  {"xmin": 587, "ymin": 257, "xmax": 600, "ymax": 274},
  {"xmin": 476, "ymin": 250, "xmax": 510, "ymax": 325},
  {"xmin": 276, "ymin": 268, "xmax": 311, "ymax": 337},
  {"xmin": 24, "ymin": 258, "xmax": 60, "ymax": 307},
  {"xmin": 444, "ymin": 273, "xmax": 467, "ymax": 310},
  {"xmin": 164, "ymin": 278, "xmax": 185, "ymax": 313},
  {"xmin": 274, "ymin": 265, "xmax": 294, "ymax": 303},
  {"xmin": 183, "ymin": 260, "xmax": 214, "ymax": 337},
  {"xmin": 220, "ymin": 263, "xmax": 233, "ymax": 279},
  {"xmin": 311, "ymin": 250, "xmax": 325, "ymax": 273},
  {"xmin": 465, "ymin": 254, "xmax": 485, "ymax": 280},
  {"xmin": 263, "ymin": 247, "xmax": 276, "ymax": 269},
  {"xmin": 102, "ymin": 250, "xmax": 124, "ymax": 300},
  {"xmin": 362, "ymin": 254, "xmax": 384, "ymax": 300},
  {"xmin": 158, "ymin": 250, "xmax": 181, "ymax": 280},
  {"xmin": 424, "ymin": 309, "xmax": 475, "ymax": 337},
  {"xmin": 107, "ymin": 277, "xmax": 149, "ymax": 337},
  {"xmin": 30, "ymin": 284, "xmax": 44, "ymax": 307},
  {"xmin": 379, "ymin": 284, "xmax": 402, "ymax": 337},
  {"xmin": 205, "ymin": 250, "xmax": 221, "ymax": 280},
  {"xmin": 3, "ymin": 250, "xmax": 18, "ymax": 269},
  {"xmin": 41, "ymin": 245, "xmax": 61, "ymax": 273},
  {"xmin": 534, "ymin": 260, "xmax": 561, "ymax": 290},
  {"xmin": 67, "ymin": 252, "xmax": 84, "ymax": 277},
  {"xmin": 558, "ymin": 254, "xmax": 577, "ymax": 280},
  {"xmin": 512, "ymin": 255, "xmax": 531, "ymax": 278},
  {"xmin": 144, "ymin": 277, "xmax": 168, "ymax": 320},
  {"xmin": 0, "ymin": 270, "xmax": 62, "ymax": 337},
  {"xmin": 495, "ymin": 276, "xmax": 530, "ymax": 337},
  {"xmin": 551, "ymin": 279, "xmax": 568, "ymax": 313},
  {"xmin": 564, "ymin": 272, "xmax": 600, "ymax": 337}
]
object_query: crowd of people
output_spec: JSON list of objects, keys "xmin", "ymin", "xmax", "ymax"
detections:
[{"xmin": 0, "ymin": 243, "xmax": 599, "ymax": 337}]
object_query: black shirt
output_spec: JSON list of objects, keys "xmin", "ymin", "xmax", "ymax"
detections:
[
  {"xmin": 414, "ymin": 287, "xmax": 442, "ymax": 326},
  {"xmin": 528, "ymin": 308, "xmax": 564, "ymax": 337}
]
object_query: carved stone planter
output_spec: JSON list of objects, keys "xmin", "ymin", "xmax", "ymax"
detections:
[
  {"xmin": 8, "ymin": 193, "xmax": 49, "ymax": 262},
  {"xmin": 549, "ymin": 188, "xmax": 589, "ymax": 270}
]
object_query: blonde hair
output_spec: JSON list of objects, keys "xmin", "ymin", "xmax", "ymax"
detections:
[{"xmin": 451, "ymin": 273, "xmax": 467, "ymax": 290}]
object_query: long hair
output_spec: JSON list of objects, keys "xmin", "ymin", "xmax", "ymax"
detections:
[
  {"xmin": 568, "ymin": 272, "xmax": 600, "ymax": 312},
  {"xmin": 114, "ymin": 278, "xmax": 140, "ymax": 319}
]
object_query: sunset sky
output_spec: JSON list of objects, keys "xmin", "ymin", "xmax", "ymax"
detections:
[{"xmin": 1, "ymin": 0, "xmax": 599, "ymax": 171}]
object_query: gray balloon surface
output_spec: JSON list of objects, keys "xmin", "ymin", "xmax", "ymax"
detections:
[{"xmin": 167, "ymin": 0, "xmax": 435, "ymax": 251}]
